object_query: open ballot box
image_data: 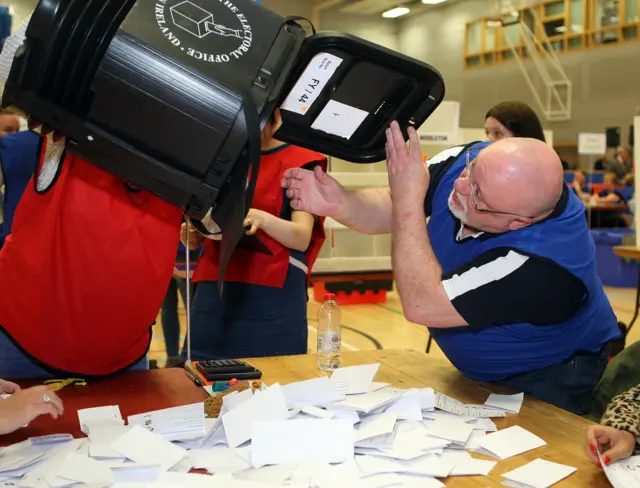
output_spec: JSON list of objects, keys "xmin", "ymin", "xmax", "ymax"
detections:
[{"xmin": 2, "ymin": 0, "xmax": 445, "ymax": 283}]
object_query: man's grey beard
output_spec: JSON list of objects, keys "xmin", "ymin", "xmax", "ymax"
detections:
[{"xmin": 448, "ymin": 190, "xmax": 468, "ymax": 224}]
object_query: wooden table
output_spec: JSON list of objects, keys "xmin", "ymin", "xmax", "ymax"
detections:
[
  {"xmin": 2, "ymin": 350, "xmax": 608, "ymax": 487},
  {"xmin": 614, "ymin": 245, "xmax": 640, "ymax": 335}
]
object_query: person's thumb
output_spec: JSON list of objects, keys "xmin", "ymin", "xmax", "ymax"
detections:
[
  {"xmin": 602, "ymin": 441, "xmax": 633, "ymax": 465},
  {"xmin": 314, "ymin": 165, "xmax": 329, "ymax": 184}
]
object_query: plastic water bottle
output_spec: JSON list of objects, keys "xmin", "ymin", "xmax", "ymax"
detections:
[{"xmin": 317, "ymin": 293, "xmax": 342, "ymax": 372}]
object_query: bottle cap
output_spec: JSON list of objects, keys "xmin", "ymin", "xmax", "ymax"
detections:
[{"xmin": 324, "ymin": 293, "xmax": 336, "ymax": 301}]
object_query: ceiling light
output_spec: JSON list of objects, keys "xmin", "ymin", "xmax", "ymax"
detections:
[
  {"xmin": 421, "ymin": 0, "xmax": 447, "ymax": 4},
  {"xmin": 382, "ymin": 7, "xmax": 410, "ymax": 18}
]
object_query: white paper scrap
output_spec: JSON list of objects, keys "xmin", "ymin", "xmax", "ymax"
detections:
[
  {"xmin": 478, "ymin": 425, "xmax": 546, "ymax": 460},
  {"xmin": 251, "ymin": 419, "xmax": 353, "ymax": 466},
  {"xmin": 127, "ymin": 403, "xmax": 206, "ymax": 442},
  {"xmin": 485, "ymin": 392, "xmax": 525, "ymax": 414},
  {"xmin": 598, "ymin": 452, "xmax": 640, "ymax": 488},
  {"xmin": 311, "ymin": 100, "xmax": 369, "ymax": 140},
  {"xmin": 110, "ymin": 425, "xmax": 187, "ymax": 471},
  {"xmin": 77, "ymin": 406, "xmax": 123, "ymax": 435},
  {"xmin": 502, "ymin": 458, "xmax": 577, "ymax": 488}
]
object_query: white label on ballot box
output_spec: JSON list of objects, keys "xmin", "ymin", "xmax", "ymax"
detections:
[
  {"xmin": 281, "ymin": 53, "xmax": 343, "ymax": 115},
  {"xmin": 311, "ymin": 100, "xmax": 369, "ymax": 140}
]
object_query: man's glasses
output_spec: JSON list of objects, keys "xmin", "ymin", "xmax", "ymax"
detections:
[{"xmin": 465, "ymin": 150, "xmax": 537, "ymax": 219}]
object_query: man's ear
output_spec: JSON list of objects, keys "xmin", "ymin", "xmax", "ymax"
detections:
[{"xmin": 508, "ymin": 217, "xmax": 532, "ymax": 231}]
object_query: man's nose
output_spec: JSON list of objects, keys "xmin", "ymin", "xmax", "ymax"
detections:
[{"xmin": 454, "ymin": 175, "xmax": 470, "ymax": 195}]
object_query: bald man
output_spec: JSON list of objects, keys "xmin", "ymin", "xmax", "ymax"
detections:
[{"xmin": 282, "ymin": 121, "xmax": 620, "ymax": 415}]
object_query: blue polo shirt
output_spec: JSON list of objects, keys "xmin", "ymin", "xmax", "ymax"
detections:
[{"xmin": 425, "ymin": 142, "xmax": 620, "ymax": 381}]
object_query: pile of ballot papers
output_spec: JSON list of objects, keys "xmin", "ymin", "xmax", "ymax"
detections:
[{"xmin": 0, "ymin": 363, "xmax": 587, "ymax": 488}]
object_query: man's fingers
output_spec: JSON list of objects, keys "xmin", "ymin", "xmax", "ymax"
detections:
[
  {"xmin": 389, "ymin": 121, "xmax": 407, "ymax": 151},
  {"xmin": 283, "ymin": 168, "xmax": 302, "ymax": 180},
  {"xmin": 385, "ymin": 128, "xmax": 398, "ymax": 163},
  {"xmin": 407, "ymin": 127, "xmax": 421, "ymax": 157}
]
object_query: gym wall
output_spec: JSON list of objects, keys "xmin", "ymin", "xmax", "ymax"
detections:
[{"xmin": 397, "ymin": 0, "xmax": 639, "ymax": 143}]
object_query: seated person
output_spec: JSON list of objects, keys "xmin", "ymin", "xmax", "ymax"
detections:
[
  {"xmin": 571, "ymin": 169, "xmax": 592, "ymax": 203},
  {"xmin": 0, "ymin": 379, "xmax": 64, "ymax": 435},
  {"xmin": 591, "ymin": 172, "xmax": 633, "ymax": 227},
  {"xmin": 585, "ymin": 384, "xmax": 640, "ymax": 466},
  {"xmin": 592, "ymin": 172, "xmax": 628, "ymax": 205}
]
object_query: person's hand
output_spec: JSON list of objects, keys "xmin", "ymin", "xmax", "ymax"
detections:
[
  {"xmin": 180, "ymin": 223, "xmax": 204, "ymax": 250},
  {"xmin": 0, "ymin": 379, "xmax": 20, "ymax": 395},
  {"xmin": 0, "ymin": 386, "xmax": 64, "ymax": 435},
  {"xmin": 281, "ymin": 166, "xmax": 345, "ymax": 217},
  {"xmin": 244, "ymin": 209, "xmax": 270, "ymax": 235},
  {"xmin": 584, "ymin": 425, "xmax": 637, "ymax": 467},
  {"xmin": 385, "ymin": 121, "xmax": 429, "ymax": 204}
]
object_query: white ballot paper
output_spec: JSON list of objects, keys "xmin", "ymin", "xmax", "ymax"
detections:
[
  {"xmin": 436, "ymin": 393, "xmax": 506, "ymax": 418},
  {"xmin": 77, "ymin": 406, "xmax": 123, "ymax": 435},
  {"xmin": 110, "ymin": 425, "xmax": 187, "ymax": 471},
  {"xmin": 221, "ymin": 383, "xmax": 290, "ymax": 448},
  {"xmin": 485, "ymin": 392, "xmax": 525, "ymax": 414},
  {"xmin": 251, "ymin": 419, "xmax": 354, "ymax": 466},
  {"xmin": 501, "ymin": 458, "xmax": 577, "ymax": 488},
  {"xmin": 330, "ymin": 363, "xmax": 380, "ymax": 395},
  {"xmin": 599, "ymin": 451, "xmax": 640, "ymax": 488},
  {"xmin": 281, "ymin": 377, "xmax": 345, "ymax": 408},
  {"xmin": 478, "ymin": 425, "xmax": 546, "ymax": 460},
  {"xmin": 127, "ymin": 403, "xmax": 206, "ymax": 442}
]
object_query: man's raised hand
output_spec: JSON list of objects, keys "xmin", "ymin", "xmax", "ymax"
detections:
[{"xmin": 281, "ymin": 166, "xmax": 344, "ymax": 217}]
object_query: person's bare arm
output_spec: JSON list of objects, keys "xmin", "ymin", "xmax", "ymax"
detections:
[
  {"xmin": 282, "ymin": 166, "xmax": 392, "ymax": 235},
  {"xmin": 245, "ymin": 209, "xmax": 315, "ymax": 252},
  {"xmin": 336, "ymin": 187, "xmax": 393, "ymax": 235}
]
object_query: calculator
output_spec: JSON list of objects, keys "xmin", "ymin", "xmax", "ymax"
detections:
[{"xmin": 195, "ymin": 359, "xmax": 263, "ymax": 381}]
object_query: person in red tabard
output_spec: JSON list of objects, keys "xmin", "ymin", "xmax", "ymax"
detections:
[
  {"xmin": 0, "ymin": 132, "xmax": 182, "ymax": 379},
  {"xmin": 183, "ymin": 109, "xmax": 327, "ymax": 360}
]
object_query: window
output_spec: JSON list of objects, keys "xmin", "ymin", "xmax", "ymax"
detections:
[{"xmin": 464, "ymin": 0, "xmax": 640, "ymax": 69}]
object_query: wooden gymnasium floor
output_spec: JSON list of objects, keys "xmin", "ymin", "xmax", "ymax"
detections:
[{"xmin": 150, "ymin": 285, "xmax": 640, "ymax": 367}]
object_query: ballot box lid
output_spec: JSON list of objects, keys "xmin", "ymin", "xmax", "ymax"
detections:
[{"xmin": 274, "ymin": 31, "xmax": 445, "ymax": 164}]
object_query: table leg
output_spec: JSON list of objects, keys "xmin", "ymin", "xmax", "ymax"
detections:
[{"xmin": 627, "ymin": 265, "xmax": 640, "ymax": 336}]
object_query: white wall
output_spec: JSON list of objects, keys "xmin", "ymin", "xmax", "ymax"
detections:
[{"xmin": 319, "ymin": 10, "xmax": 398, "ymax": 51}]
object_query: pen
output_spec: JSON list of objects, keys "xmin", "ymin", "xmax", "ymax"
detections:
[{"xmin": 184, "ymin": 367, "xmax": 203, "ymax": 387}]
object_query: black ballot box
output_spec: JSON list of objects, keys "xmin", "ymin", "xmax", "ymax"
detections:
[{"xmin": 1, "ymin": 0, "xmax": 444, "ymax": 283}]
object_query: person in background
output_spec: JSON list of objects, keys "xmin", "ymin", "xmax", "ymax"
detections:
[
  {"xmin": 0, "ymin": 379, "xmax": 64, "ymax": 435},
  {"xmin": 606, "ymin": 147, "xmax": 633, "ymax": 181},
  {"xmin": 584, "ymin": 384, "xmax": 640, "ymax": 467},
  {"xmin": 484, "ymin": 101, "xmax": 546, "ymax": 143},
  {"xmin": 0, "ymin": 108, "xmax": 20, "ymax": 137},
  {"xmin": 0, "ymin": 130, "xmax": 40, "ymax": 249},
  {"xmin": 181, "ymin": 109, "xmax": 327, "ymax": 360},
  {"xmin": 572, "ymin": 169, "xmax": 592, "ymax": 203},
  {"xmin": 159, "ymin": 241, "xmax": 201, "ymax": 368},
  {"xmin": 592, "ymin": 172, "xmax": 628, "ymax": 205}
]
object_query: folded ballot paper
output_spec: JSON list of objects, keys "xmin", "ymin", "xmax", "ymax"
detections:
[{"xmin": 0, "ymin": 363, "xmax": 543, "ymax": 487}]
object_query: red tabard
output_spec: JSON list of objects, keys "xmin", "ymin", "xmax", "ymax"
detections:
[
  {"xmin": 0, "ymin": 136, "xmax": 182, "ymax": 376},
  {"xmin": 193, "ymin": 145, "xmax": 327, "ymax": 287}
]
